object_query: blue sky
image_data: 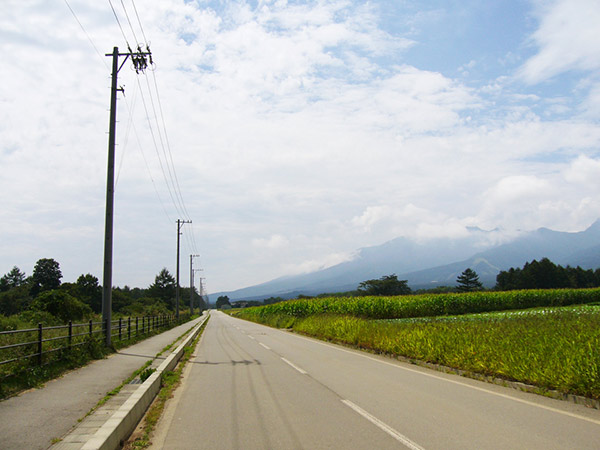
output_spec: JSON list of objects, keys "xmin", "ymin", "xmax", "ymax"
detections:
[{"xmin": 1, "ymin": 0, "xmax": 600, "ymax": 292}]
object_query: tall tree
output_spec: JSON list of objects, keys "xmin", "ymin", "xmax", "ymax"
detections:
[
  {"xmin": 358, "ymin": 274, "xmax": 411, "ymax": 296},
  {"xmin": 0, "ymin": 266, "xmax": 26, "ymax": 291},
  {"xmin": 148, "ymin": 268, "xmax": 176, "ymax": 308},
  {"xmin": 76, "ymin": 274, "xmax": 102, "ymax": 313},
  {"xmin": 456, "ymin": 268, "xmax": 483, "ymax": 292},
  {"xmin": 31, "ymin": 258, "xmax": 62, "ymax": 296},
  {"xmin": 216, "ymin": 296, "xmax": 231, "ymax": 309}
]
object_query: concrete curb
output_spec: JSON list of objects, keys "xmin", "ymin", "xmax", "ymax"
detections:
[{"xmin": 81, "ymin": 313, "xmax": 209, "ymax": 450}]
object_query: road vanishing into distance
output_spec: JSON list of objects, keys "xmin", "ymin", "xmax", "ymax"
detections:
[{"xmin": 150, "ymin": 311, "xmax": 600, "ymax": 449}]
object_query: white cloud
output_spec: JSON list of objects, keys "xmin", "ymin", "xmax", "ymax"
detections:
[
  {"xmin": 2, "ymin": 1, "xmax": 600, "ymax": 292},
  {"xmin": 519, "ymin": 0, "xmax": 600, "ymax": 83},
  {"xmin": 252, "ymin": 234, "xmax": 290, "ymax": 249}
]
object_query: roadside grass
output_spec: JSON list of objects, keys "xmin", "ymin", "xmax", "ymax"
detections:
[
  {"xmin": 233, "ymin": 299, "xmax": 600, "ymax": 399},
  {"xmin": 124, "ymin": 316, "xmax": 210, "ymax": 449}
]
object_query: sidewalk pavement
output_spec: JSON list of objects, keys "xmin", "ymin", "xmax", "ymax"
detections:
[{"xmin": 0, "ymin": 315, "xmax": 205, "ymax": 450}]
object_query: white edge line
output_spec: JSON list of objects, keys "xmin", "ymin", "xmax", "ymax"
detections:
[
  {"xmin": 342, "ymin": 399, "xmax": 425, "ymax": 450},
  {"xmin": 259, "ymin": 343, "xmax": 271, "ymax": 350},
  {"xmin": 281, "ymin": 357, "xmax": 307, "ymax": 375},
  {"xmin": 281, "ymin": 328, "xmax": 600, "ymax": 426}
]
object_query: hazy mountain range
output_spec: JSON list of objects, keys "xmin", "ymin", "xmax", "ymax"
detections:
[{"xmin": 209, "ymin": 220, "xmax": 600, "ymax": 302}]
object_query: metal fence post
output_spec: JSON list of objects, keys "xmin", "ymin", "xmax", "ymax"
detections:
[
  {"xmin": 128, "ymin": 317, "xmax": 131, "ymax": 340},
  {"xmin": 37, "ymin": 323, "xmax": 43, "ymax": 366},
  {"xmin": 68, "ymin": 321, "xmax": 73, "ymax": 349},
  {"xmin": 118, "ymin": 318, "xmax": 122, "ymax": 341},
  {"xmin": 136, "ymin": 316, "xmax": 139, "ymax": 337},
  {"xmin": 89, "ymin": 319, "xmax": 93, "ymax": 339}
]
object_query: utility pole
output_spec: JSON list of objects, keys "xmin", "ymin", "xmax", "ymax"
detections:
[
  {"xmin": 102, "ymin": 46, "xmax": 151, "ymax": 346},
  {"xmin": 194, "ymin": 269, "xmax": 204, "ymax": 311},
  {"xmin": 189, "ymin": 254, "xmax": 199, "ymax": 315},
  {"xmin": 198, "ymin": 276, "xmax": 206, "ymax": 310},
  {"xmin": 176, "ymin": 219, "xmax": 192, "ymax": 319}
]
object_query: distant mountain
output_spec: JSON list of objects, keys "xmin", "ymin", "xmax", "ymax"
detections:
[
  {"xmin": 404, "ymin": 219, "xmax": 600, "ymax": 289},
  {"xmin": 209, "ymin": 220, "xmax": 600, "ymax": 301}
]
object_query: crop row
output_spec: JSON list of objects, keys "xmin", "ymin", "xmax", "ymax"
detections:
[{"xmin": 239, "ymin": 288, "xmax": 600, "ymax": 321}]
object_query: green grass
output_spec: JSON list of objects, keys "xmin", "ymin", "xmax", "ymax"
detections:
[{"xmin": 233, "ymin": 294, "xmax": 600, "ymax": 399}]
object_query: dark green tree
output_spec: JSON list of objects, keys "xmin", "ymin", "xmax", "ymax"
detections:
[
  {"xmin": 456, "ymin": 268, "xmax": 483, "ymax": 292},
  {"xmin": 1, "ymin": 266, "xmax": 26, "ymax": 291},
  {"xmin": 216, "ymin": 295, "xmax": 231, "ymax": 309},
  {"xmin": 31, "ymin": 258, "xmax": 62, "ymax": 296},
  {"xmin": 76, "ymin": 274, "xmax": 102, "ymax": 313},
  {"xmin": 0, "ymin": 285, "xmax": 31, "ymax": 316},
  {"xmin": 358, "ymin": 274, "xmax": 411, "ymax": 296},
  {"xmin": 148, "ymin": 268, "xmax": 176, "ymax": 308}
]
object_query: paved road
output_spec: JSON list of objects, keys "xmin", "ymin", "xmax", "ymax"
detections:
[
  {"xmin": 151, "ymin": 311, "xmax": 600, "ymax": 450},
  {"xmin": 0, "ymin": 315, "xmax": 204, "ymax": 450}
]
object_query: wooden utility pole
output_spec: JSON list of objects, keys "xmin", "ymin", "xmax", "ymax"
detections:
[
  {"xmin": 102, "ymin": 46, "xmax": 151, "ymax": 346},
  {"xmin": 190, "ymin": 254, "xmax": 199, "ymax": 315},
  {"xmin": 176, "ymin": 219, "xmax": 192, "ymax": 319}
]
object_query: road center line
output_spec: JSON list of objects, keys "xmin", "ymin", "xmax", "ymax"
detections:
[
  {"xmin": 281, "ymin": 357, "xmax": 307, "ymax": 374},
  {"xmin": 342, "ymin": 399, "xmax": 425, "ymax": 450},
  {"xmin": 259, "ymin": 342, "xmax": 271, "ymax": 350},
  {"xmin": 247, "ymin": 335, "xmax": 255, "ymax": 340}
]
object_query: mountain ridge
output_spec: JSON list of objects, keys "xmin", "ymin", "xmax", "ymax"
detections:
[{"xmin": 209, "ymin": 220, "xmax": 600, "ymax": 301}]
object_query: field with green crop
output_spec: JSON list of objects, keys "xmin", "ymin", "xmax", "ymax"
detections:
[{"xmin": 232, "ymin": 289, "xmax": 600, "ymax": 399}]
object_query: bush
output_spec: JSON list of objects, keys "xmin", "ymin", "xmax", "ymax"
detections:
[{"xmin": 30, "ymin": 290, "xmax": 92, "ymax": 323}]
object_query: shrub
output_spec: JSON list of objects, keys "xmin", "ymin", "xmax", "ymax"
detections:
[{"xmin": 30, "ymin": 290, "xmax": 92, "ymax": 323}]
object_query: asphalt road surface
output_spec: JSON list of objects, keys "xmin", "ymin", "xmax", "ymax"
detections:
[{"xmin": 150, "ymin": 311, "xmax": 600, "ymax": 449}]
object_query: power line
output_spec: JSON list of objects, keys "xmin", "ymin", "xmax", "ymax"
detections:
[
  {"xmin": 107, "ymin": 0, "xmax": 130, "ymax": 46},
  {"xmin": 141, "ymin": 72, "xmax": 190, "ymax": 221},
  {"xmin": 130, "ymin": 0, "xmax": 149, "ymax": 45},
  {"xmin": 119, "ymin": 0, "xmax": 140, "ymax": 47},
  {"xmin": 149, "ymin": 69, "xmax": 193, "ymax": 220},
  {"xmin": 135, "ymin": 75, "xmax": 186, "ymax": 220},
  {"xmin": 122, "ymin": 93, "xmax": 174, "ymax": 223},
  {"xmin": 62, "ymin": 0, "xmax": 109, "ymax": 70}
]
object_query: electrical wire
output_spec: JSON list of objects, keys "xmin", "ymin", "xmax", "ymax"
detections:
[
  {"xmin": 119, "ymin": 0, "xmax": 140, "ymax": 47},
  {"xmin": 65, "ymin": 0, "xmax": 204, "ymax": 277},
  {"xmin": 62, "ymin": 0, "xmax": 109, "ymax": 70},
  {"xmin": 121, "ymin": 94, "xmax": 174, "ymax": 223},
  {"xmin": 135, "ymin": 76, "xmax": 186, "ymax": 220},
  {"xmin": 115, "ymin": 83, "xmax": 138, "ymax": 188},
  {"xmin": 107, "ymin": 0, "xmax": 130, "ymax": 46},
  {"xmin": 130, "ymin": 0, "xmax": 149, "ymax": 45},
  {"xmin": 149, "ymin": 69, "xmax": 193, "ymax": 222}
]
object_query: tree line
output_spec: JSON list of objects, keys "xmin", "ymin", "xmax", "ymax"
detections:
[
  {"xmin": 0, "ymin": 258, "xmax": 206, "ymax": 326},
  {"xmin": 495, "ymin": 258, "xmax": 600, "ymax": 290}
]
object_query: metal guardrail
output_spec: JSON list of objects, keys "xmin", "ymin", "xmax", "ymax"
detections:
[{"xmin": 0, "ymin": 314, "xmax": 189, "ymax": 375}]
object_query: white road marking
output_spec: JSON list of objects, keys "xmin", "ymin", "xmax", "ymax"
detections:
[
  {"xmin": 281, "ymin": 357, "xmax": 307, "ymax": 375},
  {"xmin": 247, "ymin": 335, "xmax": 255, "ymax": 340},
  {"xmin": 342, "ymin": 400, "xmax": 425, "ymax": 450},
  {"xmin": 276, "ymin": 326, "xmax": 600, "ymax": 426},
  {"xmin": 259, "ymin": 343, "xmax": 271, "ymax": 350}
]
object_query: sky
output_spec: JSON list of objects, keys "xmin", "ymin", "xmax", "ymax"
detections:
[{"xmin": 1, "ymin": 0, "xmax": 600, "ymax": 293}]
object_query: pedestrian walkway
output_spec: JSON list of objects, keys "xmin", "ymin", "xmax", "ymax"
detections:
[{"xmin": 0, "ymin": 315, "xmax": 205, "ymax": 450}]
